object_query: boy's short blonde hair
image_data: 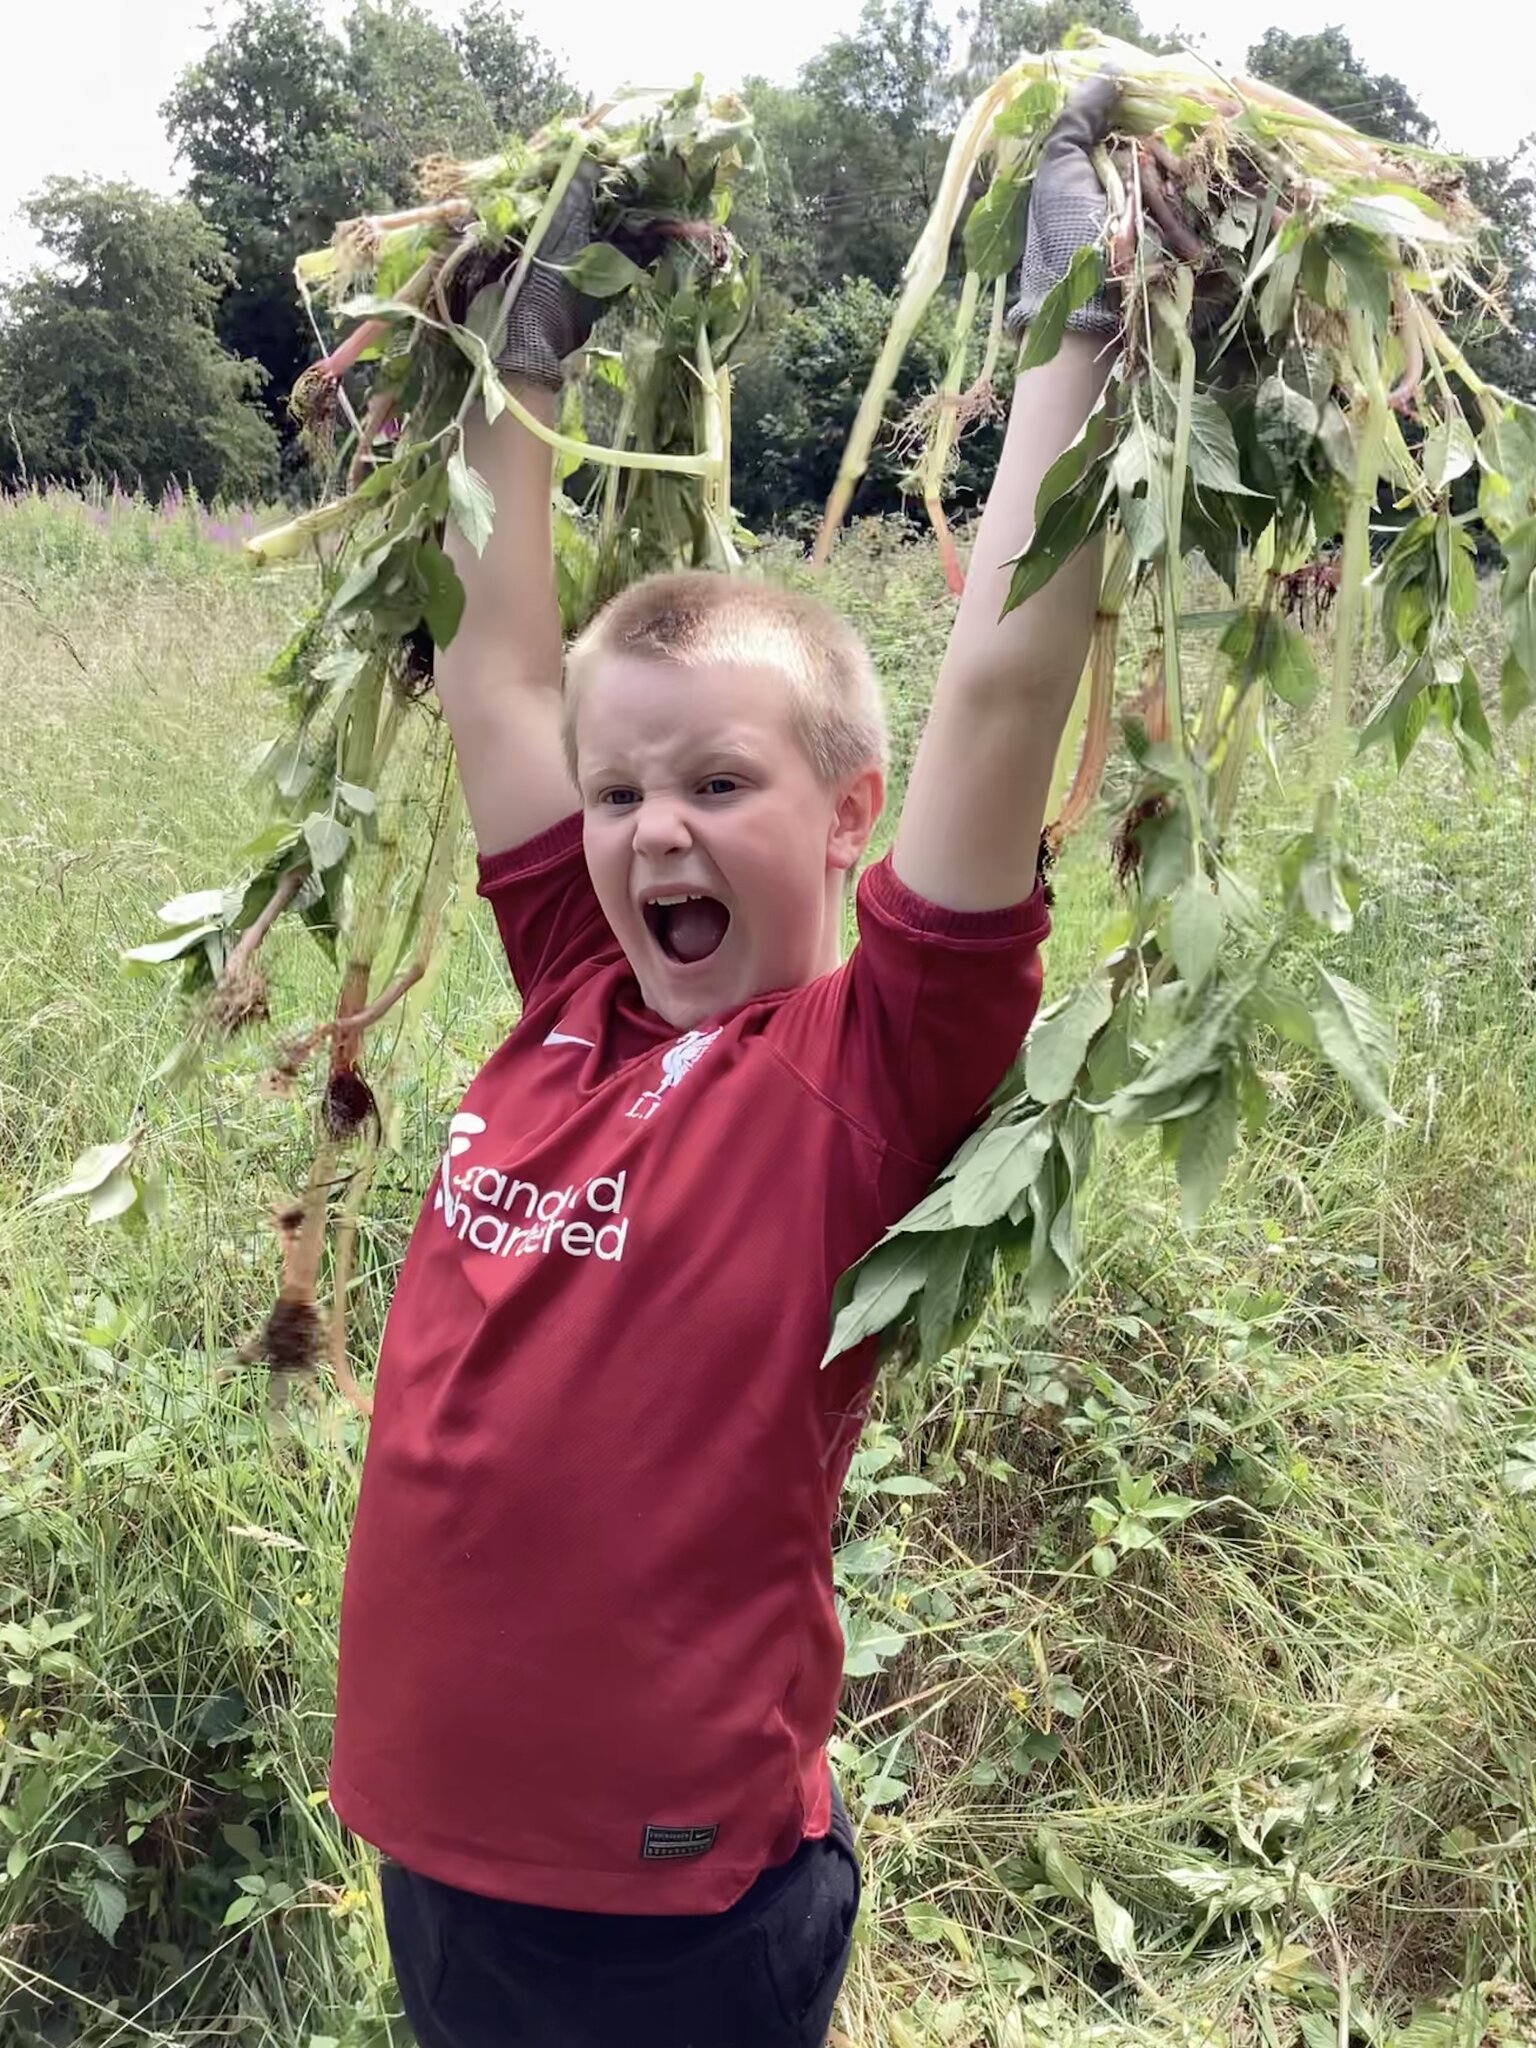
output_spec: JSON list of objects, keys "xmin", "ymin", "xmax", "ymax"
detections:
[{"xmin": 563, "ymin": 570, "xmax": 888, "ymax": 787}]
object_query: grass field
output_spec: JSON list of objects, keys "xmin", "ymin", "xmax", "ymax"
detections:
[{"xmin": 1, "ymin": 485, "xmax": 1534, "ymax": 2048}]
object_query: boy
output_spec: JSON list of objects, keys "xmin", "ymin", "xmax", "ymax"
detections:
[{"xmin": 331, "ymin": 80, "xmax": 1119, "ymax": 2048}]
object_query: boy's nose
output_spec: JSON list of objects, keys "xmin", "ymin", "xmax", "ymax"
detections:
[{"xmin": 631, "ymin": 797, "xmax": 693, "ymax": 858}]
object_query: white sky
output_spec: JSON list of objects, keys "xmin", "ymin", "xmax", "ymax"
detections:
[{"xmin": 2, "ymin": 0, "xmax": 1532, "ymax": 278}]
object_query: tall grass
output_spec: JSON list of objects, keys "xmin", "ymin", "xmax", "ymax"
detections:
[{"xmin": 0, "ymin": 492, "xmax": 1533, "ymax": 2048}]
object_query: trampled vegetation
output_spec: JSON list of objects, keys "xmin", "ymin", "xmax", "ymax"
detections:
[{"xmin": 1, "ymin": 488, "xmax": 1532, "ymax": 2046}]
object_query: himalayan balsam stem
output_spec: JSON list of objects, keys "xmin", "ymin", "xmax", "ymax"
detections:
[
  {"xmin": 1320, "ymin": 305, "xmax": 1390, "ymax": 803},
  {"xmin": 1161, "ymin": 267, "xmax": 1204, "ymax": 858}
]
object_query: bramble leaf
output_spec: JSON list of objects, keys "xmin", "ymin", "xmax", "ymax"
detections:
[{"xmin": 82, "ymin": 1876, "xmax": 128, "ymax": 1945}]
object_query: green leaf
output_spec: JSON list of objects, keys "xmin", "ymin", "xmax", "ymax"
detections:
[
  {"xmin": 822, "ymin": 1236, "xmax": 933, "ymax": 1364},
  {"xmin": 1250, "ymin": 976, "xmax": 1318, "ymax": 1052},
  {"xmin": 1036, "ymin": 1827, "xmax": 1086, "ymax": 1903},
  {"xmin": 1018, "ymin": 246, "xmax": 1106, "ymax": 372},
  {"xmin": 876, "ymin": 1474, "xmax": 942, "ymax": 1496},
  {"xmin": 122, "ymin": 921, "xmax": 221, "ymax": 967},
  {"xmin": 1006, "ymin": 447, "xmax": 1112, "ymax": 610},
  {"xmin": 87, "ymin": 1168, "xmax": 140, "ymax": 1226},
  {"xmin": 82, "ymin": 1876, "xmax": 127, "ymax": 1945},
  {"xmin": 1422, "ymin": 416, "xmax": 1477, "ymax": 493},
  {"xmin": 1089, "ymin": 1881, "xmax": 1138, "ymax": 1970},
  {"xmin": 302, "ymin": 813, "xmax": 351, "ymax": 874},
  {"xmin": 839, "ymin": 1608, "xmax": 910, "ymax": 1679},
  {"xmin": 447, "ymin": 449, "xmax": 496, "ymax": 557},
  {"xmin": 951, "ymin": 1112, "xmax": 1054, "ymax": 1227},
  {"xmin": 1262, "ymin": 617, "xmax": 1320, "ymax": 708},
  {"xmin": 834, "ymin": 1537, "xmax": 894, "ymax": 1580},
  {"xmin": 1090, "ymin": 1544, "xmax": 1117, "ymax": 1578},
  {"xmin": 1311, "ymin": 968, "xmax": 1394, "ymax": 1118},
  {"xmin": 335, "ymin": 781, "xmax": 376, "ymax": 815},
  {"xmin": 36, "ymin": 1140, "xmax": 135, "ymax": 1207},
  {"xmin": 1167, "ymin": 875, "xmax": 1223, "ymax": 991},
  {"xmin": 963, "ymin": 169, "xmax": 1029, "ymax": 283},
  {"xmin": 1323, "ymin": 225, "xmax": 1392, "ymax": 334},
  {"xmin": 1253, "ymin": 373, "xmax": 1318, "ymax": 489},
  {"xmin": 156, "ymin": 887, "xmax": 229, "ymax": 927},
  {"xmin": 1501, "ymin": 649, "xmax": 1535, "ymax": 725},
  {"xmin": 1185, "ymin": 392, "xmax": 1250, "ymax": 497},
  {"xmin": 418, "ymin": 538, "xmax": 466, "ymax": 649},
  {"xmin": 222, "ymin": 1891, "xmax": 259, "ymax": 1927},
  {"xmin": 560, "ymin": 242, "xmax": 648, "ymax": 297},
  {"xmin": 1174, "ymin": 1067, "xmax": 1240, "ymax": 1229},
  {"xmin": 916, "ymin": 1229, "xmax": 973, "ymax": 1363},
  {"xmin": 221, "ymin": 1822, "xmax": 263, "ymax": 1864},
  {"xmin": 1280, "ymin": 831, "xmax": 1360, "ymax": 934},
  {"xmin": 1025, "ymin": 979, "xmax": 1113, "ymax": 1104}
]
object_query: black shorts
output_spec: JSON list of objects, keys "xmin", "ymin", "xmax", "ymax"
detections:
[{"xmin": 380, "ymin": 1786, "xmax": 860, "ymax": 2048}]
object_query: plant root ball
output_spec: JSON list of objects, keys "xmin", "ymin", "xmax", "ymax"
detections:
[
  {"xmin": 324, "ymin": 1068, "xmax": 379, "ymax": 1141},
  {"xmin": 209, "ymin": 962, "xmax": 270, "ymax": 1038},
  {"xmin": 243, "ymin": 1295, "xmax": 323, "ymax": 1375},
  {"xmin": 1112, "ymin": 794, "xmax": 1171, "ymax": 890}
]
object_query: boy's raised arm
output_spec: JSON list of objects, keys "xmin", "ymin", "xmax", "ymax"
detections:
[
  {"xmin": 436, "ymin": 171, "xmax": 599, "ymax": 859},
  {"xmin": 893, "ymin": 80, "xmax": 1119, "ymax": 915}
]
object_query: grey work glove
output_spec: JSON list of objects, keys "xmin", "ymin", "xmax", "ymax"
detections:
[
  {"xmin": 496, "ymin": 159, "xmax": 603, "ymax": 389},
  {"xmin": 1006, "ymin": 73, "xmax": 1120, "ymax": 343}
]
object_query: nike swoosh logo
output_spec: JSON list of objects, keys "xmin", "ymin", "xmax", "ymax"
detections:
[{"xmin": 543, "ymin": 1030, "xmax": 595, "ymax": 1049}]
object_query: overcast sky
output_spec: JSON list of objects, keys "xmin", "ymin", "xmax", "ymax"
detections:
[{"xmin": 3, "ymin": 0, "xmax": 1531, "ymax": 278}]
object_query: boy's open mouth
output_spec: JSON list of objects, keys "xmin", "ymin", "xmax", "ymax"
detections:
[{"xmin": 644, "ymin": 893, "xmax": 731, "ymax": 965}]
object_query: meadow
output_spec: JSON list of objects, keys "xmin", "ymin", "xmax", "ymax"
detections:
[{"xmin": 0, "ymin": 485, "xmax": 1533, "ymax": 2048}]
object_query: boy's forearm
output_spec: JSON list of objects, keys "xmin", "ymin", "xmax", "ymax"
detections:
[
  {"xmin": 438, "ymin": 382, "xmax": 578, "ymax": 856},
  {"xmin": 942, "ymin": 334, "xmax": 1112, "ymax": 723},
  {"xmin": 442, "ymin": 381, "xmax": 562, "ymax": 703},
  {"xmin": 893, "ymin": 335, "xmax": 1115, "ymax": 912}
]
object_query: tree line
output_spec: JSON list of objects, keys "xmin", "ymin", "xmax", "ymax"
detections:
[{"xmin": 1, "ymin": 0, "xmax": 1531, "ymax": 528}]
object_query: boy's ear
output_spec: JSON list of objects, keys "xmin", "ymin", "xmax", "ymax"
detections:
[{"xmin": 827, "ymin": 765, "xmax": 885, "ymax": 873}]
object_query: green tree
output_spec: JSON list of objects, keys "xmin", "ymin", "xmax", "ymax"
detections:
[
  {"xmin": 962, "ymin": 0, "xmax": 1163, "ymax": 93},
  {"xmin": 1461, "ymin": 143, "xmax": 1536, "ymax": 402},
  {"xmin": 164, "ymin": 0, "xmax": 574, "ymax": 434},
  {"xmin": 1244, "ymin": 26, "xmax": 1435, "ymax": 147},
  {"xmin": 0, "ymin": 180, "xmax": 279, "ymax": 499},
  {"xmin": 453, "ymin": 0, "xmax": 575, "ymax": 138},
  {"xmin": 162, "ymin": 0, "xmax": 352, "ymax": 427},
  {"xmin": 739, "ymin": 0, "xmax": 959, "ymax": 301},
  {"xmin": 1246, "ymin": 28, "xmax": 1533, "ymax": 404},
  {"xmin": 730, "ymin": 276, "xmax": 1007, "ymax": 529}
]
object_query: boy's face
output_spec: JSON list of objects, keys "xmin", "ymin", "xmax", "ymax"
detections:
[{"xmin": 574, "ymin": 655, "xmax": 881, "ymax": 1029}]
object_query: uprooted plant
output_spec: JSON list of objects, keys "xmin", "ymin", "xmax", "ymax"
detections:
[
  {"xmin": 40, "ymin": 82, "xmax": 761, "ymax": 1408},
  {"xmin": 819, "ymin": 30, "xmax": 1536, "ymax": 1368}
]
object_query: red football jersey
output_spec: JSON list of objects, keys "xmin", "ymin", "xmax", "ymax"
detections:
[{"xmin": 330, "ymin": 814, "xmax": 1047, "ymax": 1913}]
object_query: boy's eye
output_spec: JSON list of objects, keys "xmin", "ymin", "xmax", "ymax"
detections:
[
  {"xmin": 598, "ymin": 788, "xmax": 640, "ymax": 808},
  {"xmin": 700, "ymin": 776, "xmax": 740, "ymax": 797}
]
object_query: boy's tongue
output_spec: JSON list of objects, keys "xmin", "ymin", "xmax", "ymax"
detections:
[{"xmin": 663, "ymin": 897, "xmax": 729, "ymax": 963}]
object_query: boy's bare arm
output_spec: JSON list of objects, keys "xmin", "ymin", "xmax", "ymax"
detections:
[
  {"xmin": 438, "ymin": 387, "xmax": 577, "ymax": 858},
  {"xmin": 893, "ymin": 80, "xmax": 1119, "ymax": 914},
  {"xmin": 436, "ymin": 163, "xmax": 601, "ymax": 859}
]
